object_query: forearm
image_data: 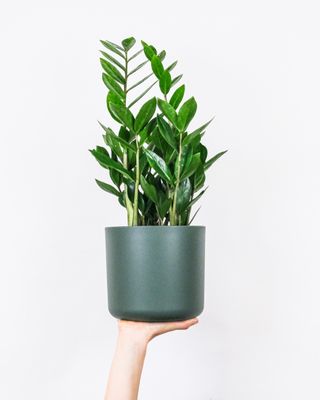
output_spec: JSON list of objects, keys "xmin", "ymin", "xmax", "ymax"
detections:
[{"xmin": 104, "ymin": 332, "xmax": 148, "ymax": 400}]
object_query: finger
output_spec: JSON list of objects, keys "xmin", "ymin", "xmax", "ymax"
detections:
[{"xmin": 157, "ymin": 318, "xmax": 199, "ymax": 334}]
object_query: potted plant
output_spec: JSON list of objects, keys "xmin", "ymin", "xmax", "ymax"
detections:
[{"xmin": 90, "ymin": 37, "xmax": 227, "ymax": 322}]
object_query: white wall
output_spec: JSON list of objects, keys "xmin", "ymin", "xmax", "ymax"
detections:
[{"xmin": 1, "ymin": 0, "xmax": 320, "ymax": 399}]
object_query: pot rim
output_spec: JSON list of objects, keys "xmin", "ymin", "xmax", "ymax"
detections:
[{"xmin": 105, "ymin": 225, "xmax": 205, "ymax": 230}]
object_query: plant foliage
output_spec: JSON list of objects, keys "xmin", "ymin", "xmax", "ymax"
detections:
[{"xmin": 90, "ymin": 37, "xmax": 227, "ymax": 226}]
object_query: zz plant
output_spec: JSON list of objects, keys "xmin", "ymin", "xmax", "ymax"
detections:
[{"xmin": 90, "ymin": 37, "xmax": 227, "ymax": 226}]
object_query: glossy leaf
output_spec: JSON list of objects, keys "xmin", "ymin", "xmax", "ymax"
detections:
[
  {"xmin": 140, "ymin": 175, "xmax": 158, "ymax": 203},
  {"xmin": 142, "ymin": 42, "xmax": 156, "ymax": 60},
  {"xmin": 127, "ymin": 60, "xmax": 148, "ymax": 76},
  {"xmin": 180, "ymin": 153, "xmax": 201, "ymax": 180},
  {"xmin": 169, "ymin": 85, "xmax": 185, "ymax": 109},
  {"xmin": 158, "ymin": 50, "xmax": 166, "ymax": 61},
  {"xmin": 157, "ymin": 116, "xmax": 177, "ymax": 150},
  {"xmin": 204, "ymin": 150, "xmax": 228, "ymax": 170},
  {"xmin": 177, "ymin": 97, "xmax": 197, "ymax": 131},
  {"xmin": 100, "ymin": 40, "xmax": 125, "ymax": 59},
  {"xmin": 106, "ymin": 91, "xmax": 124, "ymax": 124},
  {"xmin": 182, "ymin": 131, "xmax": 201, "ymax": 148},
  {"xmin": 103, "ymin": 130, "xmax": 123, "ymax": 159},
  {"xmin": 95, "ymin": 179, "xmax": 120, "ymax": 196},
  {"xmin": 144, "ymin": 149, "xmax": 174, "ymax": 184},
  {"xmin": 175, "ymin": 145, "xmax": 193, "ymax": 178},
  {"xmin": 134, "ymin": 97, "xmax": 157, "ymax": 132},
  {"xmin": 128, "ymin": 49, "xmax": 143, "ymax": 61},
  {"xmin": 157, "ymin": 192, "xmax": 171, "ymax": 219},
  {"xmin": 159, "ymin": 70, "xmax": 172, "ymax": 95},
  {"xmin": 151, "ymin": 55, "xmax": 164, "ymax": 79},
  {"xmin": 128, "ymin": 81, "xmax": 157, "ymax": 108},
  {"xmin": 176, "ymin": 178, "xmax": 192, "ymax": 213},
  {"xmin": 157, "ymin": 99, "xmax": 178, "ymax": 127},
  {"xmin": 109, "ymin": 103, "xmax": 135, "ymax": 131},
  {"xmin": 171, "ymin": 74, "xmax": 182, "ymax": 87},
  {"xmin": 188, "ymin": 187, "xmax": 208, "ymax": 208},
  {"xmin": 127, "ymin": 73, "xmax": 153, "ymax": 92},
  {"xmin": 100, "ymin": 58, "xmax": 125, "ymax": 84},
  {"xmin": 189, "ymin": 118, "xmax": 214, "ymax": 136},
  {"xmin": 122, "ymin": 37, "xmax": 136, "ymax": 51},
  {"xmin": 105, "ymin": 131, "xmax": 135, "ymax": 152},
  {"xmin": 167, "ymin": 61, "xmax": 178, "ymax": 72},
  {"xmin": 90, "ymin": 149, "xmax": 134, "ymax": 181},
  {"xmin": 102, "ymin": 73, "xmax": 125, "ymax": 99},
  {"xmin": 100, "ymin": 51, "xmax": 125, "ymax": 72}
]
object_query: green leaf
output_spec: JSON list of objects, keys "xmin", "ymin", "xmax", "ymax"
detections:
[
  {"xmin": 109, "ymin": 103, "xmax": 135, "ymax": 131},
  {"xmin": 90, "ymin": 149, "xmax": 134, "ymax": 181},
  {"xmin": 139, "ymin": 128, "xmax": 148, "ymax": 145},
  {"xmin": 106, "ymin": 92, "xmax": 124, "ymax": 123},
  {"xmin": 144, "ymin": 149, "xmax": 174, "ymax": 184},
  {"xmin": 127, "ymin": 60, "xmax": 148, "ymax": 76},
  {"xmin": 159, "ymin": 70, "xmax": 172, "ymax": 95},
  {"xmin": 100, "ymin": 58, "xmax": 125, "ymax": 84},
  {"xmin": 95, "ymin": 145, "xmax": 109, "ymax": 156},
  {"xmin": 128, "ymin": 49, "xmax": 143, "ymax": 62},
  {"xmin": 157, "ymin": 99, "xmax": 178, "ymax": 127},
  {"xmin": 102, "ymin": 73, "xmax": 125, "ymax": 99},
  {"xmin": 187, "ymin": 187, "xmax": 208, "ymax": 208},
  {"xmin": 127, "ymin": 73, "xmax": 153, "ymax": 92},
  {"xmin": 182, "ymin": 131, "xmax": 201, "ymax": 148},
  {"xmin": 103, "ymin": 129, "xmax": 135, "ymax": 154},
  {"xmin": 198, "ymin": 143, "xmax": 208, "ymax": 163},
  {"xmin": 95, "ymin": 179, "xmax": 120, "ymax": 196},
  {"xmin": 118, "ymin": 191, "xmax": 126, "ymax": 207},
  {"xmin": 194, "ymin": 167, "xmax": 206, "ymax": 191},
  {"xmin": 188, "ymin": 206, "xmax": 201, "ymax": 225},
  {"xmin": 157, "ymin": 192, "xmax": 171, "ymax": 219},
  {"xmin": 177, "ymin": 97, "xmax": 197, "ymax": 131},
  {"xmin": 157, "ymin": 116, "xmax": 177, "ymax": 150},
  {"xmin": 103, "ymin": 130, "xmax": 123, "ymax": 159},
  {"xmin": 100, "ymin": 40, "xmax": 125, "ymax": 59},
  {"xmin": 204, "ymin": 150, "xmax": 228, "ymax": 170},
  {"xmin": 167, "ymin": 61, "xmax": 178, "ymax": 72},
  {"xmin": 171, "ymin": 74, "xmax": 182, "ymax": 87},
  {"xmin": 151, "ymin": 55, "xmax": 164, "ymax": 79},
  {"xmin": 128, "ymin": 81, "xmax": 157, "ymax": 108},
  {"xmin": 121, "ymin": 37, "xmax": 136, "ymax": 51},
  {"xmin": 180, "ymin": 153, "xmax": 201, "ymax": 180},
  {"xmin": 176, "ymin": 178, "xmax": 192, "ymax": 213},
  {"xmin": 100, "ymin": 51, "xmax": 125, "ymax": 72},
  {"xmin": 140, "ymin": 175, "xmax": 158, "ymax": 203},
  {"xmin": 112, "ymin": 135, "xmax": 136, "ymax": 152},
  {"xmin": 158, "ymin": 50, "xmax": 166, "ymax": 61},
  {"xmin": 189, "ymin": 118, "xmax": 214, "ymax": 136},
  {"xmin": 169, "ymin": 85, "xmax": 185, "ymax": 109},
  {"xmin": 134, "ymin": 97, "xmax": 157, "ymax": 132},
  {"xmin": 175, "ymin": 145, "xmax": 193, "ymax": 178},
  {"xmin": 142, "ymin": 42, "xmax": 156, "ymax": 60}
]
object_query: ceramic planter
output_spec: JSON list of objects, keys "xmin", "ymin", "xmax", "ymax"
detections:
[{"xmin": 105, "ymin": 226, "xmax": 205, "ymax": 322}]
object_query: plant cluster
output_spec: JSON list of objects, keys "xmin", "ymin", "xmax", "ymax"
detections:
[{"xmin": 90, "ymin": 36, "xmax": 227, "ymax": 226}]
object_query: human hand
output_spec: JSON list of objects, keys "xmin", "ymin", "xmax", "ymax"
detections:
[
  {"xmin": 118, "ymin": 318, "xmax": 198, "ymax": 346},
  {"xmin": 105, "ymin": 319, "xmax": 198, "ymax": 400}
]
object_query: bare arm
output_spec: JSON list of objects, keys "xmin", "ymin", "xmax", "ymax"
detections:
[{"xmin": 104, "ymin": 318, "xmax": 198, "ymax": 400}]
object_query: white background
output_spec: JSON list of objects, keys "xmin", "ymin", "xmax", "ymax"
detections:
[{"xmin": 1, "ymin": 0, "xmax": 320, "ymax": 399}]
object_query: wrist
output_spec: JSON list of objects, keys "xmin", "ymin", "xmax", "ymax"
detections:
[{"xmin": 118, "ymin": 327, "xmax": 150, "ymax": 349}]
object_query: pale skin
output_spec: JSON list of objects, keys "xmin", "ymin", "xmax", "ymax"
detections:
[{"xmin": 104, "ymin": 318, "xmax": 198, "ymax": 400}]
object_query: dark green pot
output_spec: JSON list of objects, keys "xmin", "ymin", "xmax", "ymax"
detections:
[{"xmin": 105, "ymin": 226, "xmax": 205, "ymax": 322}]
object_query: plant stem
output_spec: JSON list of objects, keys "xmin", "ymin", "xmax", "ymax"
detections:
[
  {"xmin": 171, "ymin": 132, "xmax": 183, "ymax": 225},
  {"xmin": 123, "ymin": 50, "xmax": 133, "ymax": 225},
  {"xmin": 133, "ymin": 140, "xmax": 140, "ymax": 225}
]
